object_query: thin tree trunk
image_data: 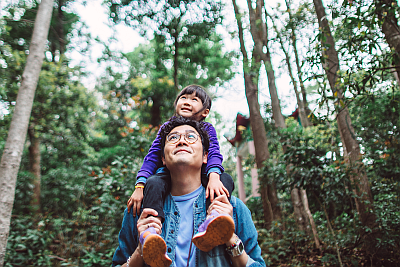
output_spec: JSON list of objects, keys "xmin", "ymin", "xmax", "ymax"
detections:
[
  {"xmin": 375, "ymin": 0, "xmax": 400, "ymax": 80},
  {"xmin": 172, "ymin": 18, "xmax": 181, "ymax": 91},
  {"xmin": 57, "ymin": 0, "xmax": 66, "ymax": 55},
  {"xmin": 313, "ymin": 0, "xmax": 377, "ymax": 246},
  {"xmin": 232, "ymin": 0, "xmax": 278, "ymax": 228},
  {"xmin": 300, "ymin": 189, "xmax": 321, "ymax": 250},
  {"xmin": 291, "ymin": 188, "xmax": 308, "ymax": 232},
  {"xmin": 150, "ymin": 100, "xmax": 161, "ymax": 127},
  {"xmin": 270, "ymin": 15, "xmax": 311, "ymax": 127},
  {"xmin": 0, "ymin": 0, "xmax": 54, "ymax": 265},
  {"xmin": 315, "ymin": 195, "xmax": 344, "ymax": 267},
  {"xmin": 28, "ymin": 126, "xmax": 41, "ymax": 213},
  {"xmin": 264, "ymin": 47, "xmax": 286, "ymax": 129},
  {"xmin": 284, "ymin": 0, "xmax": 312, "ymax": 126},
  {"xmin": 285, "ymin": 0, "xmax": 310, "ymax": 112},
  {"xmin": 243, "ymin": 0, "xmax": 283, "ymax": 223},
  {"xmin": 246, "ymin": 0, "xmax": 286, "ymax": 129}
]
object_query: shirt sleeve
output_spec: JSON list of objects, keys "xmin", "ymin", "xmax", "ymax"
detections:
[
  {"xmin": 206, "ymin": 167, "xmax": 222, "ymax": 176},
  {"xmin": 203, "ymin": 122, "xmax": 224, "ymax": 174},
  {"xmin": 112, "ymin": 208, "xmax": 140, "ymax": 267},
  {"xmin": 136, "ymin": 124, "xmax": 166, "ymax": 181},
  {"xmin": 233, "ymin": 197, "xmax": 266, "ymax": 267}
]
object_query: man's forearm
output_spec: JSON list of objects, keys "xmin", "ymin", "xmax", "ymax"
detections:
[
  {"xmin": 120, "ymin": 247, "xmax": 145, "ymax": 267},
  {"xmin": 226, "ymin": 234, "xmax": 249, "ymax": 267}
]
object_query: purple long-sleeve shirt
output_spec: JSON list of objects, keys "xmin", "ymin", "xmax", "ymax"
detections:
[{"xmin": 136, "ymin": 121, "xmax": 224, "ymax": 184}]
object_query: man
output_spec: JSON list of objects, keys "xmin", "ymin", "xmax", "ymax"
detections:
[{"xmin": 112, "ymin": 116, "xmax": 265, "ymax": 267}]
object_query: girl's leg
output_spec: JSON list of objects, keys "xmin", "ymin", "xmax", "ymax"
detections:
[
  {"xmin": 142, "ymin": 173, "xmax": 171, "ymax": 222},
  {"xmin": 202, "ymin": 172, "xmax": 235, "ymax": 210},
  {"xmin": 193, "ymin": 173, "xmax": 235, "ymax": 252}
]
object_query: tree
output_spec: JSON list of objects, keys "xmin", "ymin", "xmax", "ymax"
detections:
[
  {"xmin": 313, "ymin": 0, "xmax": 377, "ymax": 245},
  {"xmin": 1, "ymin": 0, "xmax": 84, "ymax": 212},
  {"xmin": 108, "ymin": 0, "xmax": 226, "ymax": 90},
  {"xmin": 0, "ymin": 0, "xmax": 55, "ymax": 265},
  {"xmin": 122, "ymin": 35, "xmax": 235, "ymax": 126},
  {"xmin": 232, "ymin": 0, "xmax": 281, "ymax": 228},
  {"xmin": 246, "ymin": 0, "xmax": 286, "ymax": 129},
  {"xmin": 283, "ymin": 0, "xmax": 313, "ymax": 127},
  {"xmin": 269, "ymin": 12, "xmax": 310, "ymax": 128},
  {"xmin": 105, "ymin": 0, "xmax": 235, "ymax": 126},
  {"xmin": 374, "ymin": 0, "xmax": 400, "ymax": 80}
]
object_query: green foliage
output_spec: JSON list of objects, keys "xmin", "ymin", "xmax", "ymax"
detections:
[
  {"xmin": 5, "ymin": 126, "xmax": 154, "ymax": 266},
  {"xmin": 249, "ymin": 87, "xmax": 400, "ymax": 265},
  {"xmin": 103, "ymin": 0, "xmax": 235, "ymax": 126}
]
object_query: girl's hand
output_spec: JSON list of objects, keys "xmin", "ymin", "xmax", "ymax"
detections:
[
  {"xmin": 127, "ymin": 184, "xmax": 144, "ymax": 217},
  {"xmin": 206, "ymin": 173, "xmax": 230, "ymax": 202}
]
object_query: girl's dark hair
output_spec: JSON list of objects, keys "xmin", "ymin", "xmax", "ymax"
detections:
[
  {"xmin": 159, "ymin": 116, "xmax": 210, "ymax": 157},
  {"xmin": 173, "ymin": 84, "xmax": 212, "ymax": 121}
]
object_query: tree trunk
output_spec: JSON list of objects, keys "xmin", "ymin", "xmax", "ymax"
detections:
[
  {"xmin": 0, "ymin": 0, "xmax": 54, "ymax": 265},
  {"xmin": 150, "ymin": 100, "xmax": 161, "ymax": 127},
  {"xmin": 313, "ymin": 0, "xmax": 377, "ymax": 246},
  {"xmin": 375, "ymin": 0, "xmax": 400, "ymax": 80},
  {"xmin": 264, "ymin": 48, "xmax": 286, "ymax": 129},
  {"xmin": 246, "ymin": 0, "xmax": 286, "ymax": 129},
  {"xmin": 292, "ymin": 35, "xmax": 310, "ymax": 117},
  {"xmin": 284, "ymin": 0, "xmax": 312, "ymax": 126},
  {"xmin": 291, "ymin": 188, "xmax": 308, "ymax": 232},
  {"xmin": 300, "ymin": 189, "xmax": 321, "ymax": 250},
  {"xmin": 244, "ymin": 0, "xmax": 283, "ymax": 223},
  {"xmin": 285, "ymin": 0, "xmax": 311, "ymax": 113},
  {"xmin": 28, "ymin": 126, "xmax": 41, "ymax": 213},
  {"xmin": 57, "ymin": 0, "xmax": 66, "ymax": 55},
  {"xmin": 172, "ymin": 18, "xmax": 181, "ymax": 91},
  {"xmin": 232, "ymin": 0, "xmax": 280, "ymax": 228},
  {"xmin": 270, "ymin": 15, "xmax": 311, "ymax": 127}
]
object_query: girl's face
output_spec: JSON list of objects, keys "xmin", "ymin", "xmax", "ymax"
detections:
[{"xmin": 175, "ymin": 92, "xmax": 209, "ymax": 121}]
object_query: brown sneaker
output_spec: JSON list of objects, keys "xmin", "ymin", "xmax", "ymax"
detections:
[
  {"xmin": 191, "ymin": 210, "xmax": 235, "ymax": 252},
  {"xmin": 140, "ymin": 227, "xmax": 172, "ymax": 267}
]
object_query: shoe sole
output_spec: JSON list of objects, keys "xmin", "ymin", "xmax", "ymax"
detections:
[
  {"xmin": 142, "ymin": 235, "xmax": 172, "ymax": 267},
  {"xmin": 192, "ymin": 215, "xmax": 235, "ymax": 252}
]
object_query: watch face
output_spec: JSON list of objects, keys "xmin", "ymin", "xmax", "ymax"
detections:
[
  {"xmin": 230, "ymin": 240, "xmax": 244, "ymax": 257},
  {"xmin": 238, "ymin": 240, "xmax": 244, "ymax": 252}
]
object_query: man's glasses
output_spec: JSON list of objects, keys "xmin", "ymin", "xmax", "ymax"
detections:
[{"xmin": 166, "ymin": 131, "xmax": 199, "ymax": 144}]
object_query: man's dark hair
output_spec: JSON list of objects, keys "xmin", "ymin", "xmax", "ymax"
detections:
[
  {"xmin": 173, "ymin": 84, "xmax": 212, "ymax": 121},
  {"xmin": 159, "ymin": 116, "xmax": 210, "ymax": 156}
]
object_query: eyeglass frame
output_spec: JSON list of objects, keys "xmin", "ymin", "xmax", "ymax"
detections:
[{"xmin": 166, "ymin": 131, "xmax": 200, "ymax": 144}]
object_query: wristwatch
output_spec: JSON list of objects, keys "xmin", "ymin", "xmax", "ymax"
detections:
[{"xmin": 226, "ymin": 236, "xmax": 245, "ymax": 257}]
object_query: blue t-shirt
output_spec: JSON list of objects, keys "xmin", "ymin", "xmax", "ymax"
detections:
[{"xmin": 172, "ymin": 186, "xmax": 202, "ymax": 267}]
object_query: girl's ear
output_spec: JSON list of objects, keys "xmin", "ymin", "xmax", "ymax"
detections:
[
  {"xmin": 203, "ymin": 152, "xmax": 208, "ymax": 164},
  {"xmin": 201, "ymin": 109, "xmax": 210, "ymax": 119}
]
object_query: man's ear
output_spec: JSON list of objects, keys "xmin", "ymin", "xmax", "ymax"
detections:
[
  {"xmin": 201, "ymin": 109, "xmax": 210, "ymax": 119},
  {"xmin": 203, "ymin": 152, "xmax": 208, "ymax": 164},
  {"xmin": 162, "ymin": 156, "xmax": 166, "ymax": 166}
]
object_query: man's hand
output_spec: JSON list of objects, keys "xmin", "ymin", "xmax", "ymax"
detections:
[
  {"xmin": 137, "ymin": 208, "xmax": 162, "ymax": 235},
  {"xmin": 127, "ymin": 184, "xmax": 144, "ymax": 216},
  {"xmin": 206, "ymin": 173, "xmax": 230, "ymax": 202},
  {"xmin": 207, "ymin": 194, "xmax": 233, "ymax": 218},
  {"xmin": 122, "ymin": 209, "xmax": 160, "ymax": 267},
  {"xmin": 209, "ymin": 195, "xmax": 249, "ymax": 267}
]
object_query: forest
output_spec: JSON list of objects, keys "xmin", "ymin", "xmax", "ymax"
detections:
[{"xmin": 0, "ymin": 0, "xmax": 399, "ymax": 266}]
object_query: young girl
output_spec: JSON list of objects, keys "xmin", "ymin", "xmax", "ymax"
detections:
[{"xmin": 127, "ymin": 85, "xmax": 235, "ymax": 266}]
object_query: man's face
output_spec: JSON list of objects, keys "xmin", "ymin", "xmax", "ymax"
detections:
[{"xmin": 162, "ymin": 125, "xmax": 207, "ymax": 170}]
